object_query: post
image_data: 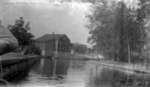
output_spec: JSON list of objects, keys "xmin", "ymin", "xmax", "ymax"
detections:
[
  {"xmin": 0, "ymin": 57, "xmax": 2, "ymax": 73},
  {"xmin": 128, "ymin": 41, "xmax": 131, "ymax": 64},
  {"xmin": 52, "ymin": 39, "xmax": 59, "ymax": 79},
  {"xmin": 52, "ymin": 58, "xmax": 57, "ymax": 79},
  {"xmin": 146, "ymin": 49, "xmax": 149, "ymax": 70},
  {"xmin": 55, "ymin": 39, "xmax": 59, "ymax": 57}
]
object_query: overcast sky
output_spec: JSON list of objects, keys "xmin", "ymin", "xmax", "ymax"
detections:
[
  {"xmin": 0, "ymin": 0, "xmax": 139, "ymax": 47},
  {"xmin": 0, "ymin": 0, "xmax": 92, "ymax": 47}
]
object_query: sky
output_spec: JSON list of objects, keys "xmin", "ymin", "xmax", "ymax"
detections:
[
  {"xmin": 0, "ymin": 0, "xmax": 92, "ymax": 46},
  {"xmin": 0, "ymin": 0, "xmax": 140, "ymax": 47}
]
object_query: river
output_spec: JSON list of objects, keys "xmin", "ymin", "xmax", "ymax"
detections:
[{"xmin": 6, "ymin": 58, "xmax": 150, "ymax": 87}]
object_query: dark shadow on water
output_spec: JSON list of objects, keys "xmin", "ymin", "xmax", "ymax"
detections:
[
  {"xmin": 0, "ymin": 69, "xmax": 30, "ymax": 86},
  {"xmin": 0, "ymin": 58, "xmax": 40, "ymax": 85},
  {"xmin": 6, "ymin": 69, "xmax": 29, "ymax": 83}
]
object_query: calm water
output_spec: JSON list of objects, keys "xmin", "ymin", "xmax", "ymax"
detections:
[{"xmin": 7, "ymin": 58, "xmax": 150, "ymax": 87}]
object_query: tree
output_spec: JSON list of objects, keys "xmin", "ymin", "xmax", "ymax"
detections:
[
  {"xmin": 23, "ymin": 43, "xmax": 41, "ymax": 55},
  {"xmin": 72, "ymin": 43, "xmax": 88, "ymax": 54},
  {"xmin": 137, "ymin": 0, "xmax": 150, "ymax": 61},
  {"xmin": 8, "ymin": 17, "xmax": 34, "ymax": 49},
  {"xmin": 87, "ymin": 0, "xmax": 149, "ymax": 62},
  {"xmin": 114, "ymin": 1, "xmax": 147, "ymax": 62},
  {"xmin": 87, "ymin": 0, "xmax": 119, "ymax": 60},
  {"xmin": 8, "ymin": 17, "xmax": 41, "ymax": 55}
]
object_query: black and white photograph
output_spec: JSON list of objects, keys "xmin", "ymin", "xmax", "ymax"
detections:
[{"xmin": 0, "ymin": 0, "xmax": 150, "ymax": 87}]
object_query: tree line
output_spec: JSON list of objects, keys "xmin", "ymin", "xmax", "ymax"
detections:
[{"xmin": 87, "ymin": 0, "xmax": 150, "ymax": 62}]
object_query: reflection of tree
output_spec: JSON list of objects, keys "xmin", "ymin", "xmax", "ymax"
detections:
[
  {"xmin": 87, "ymin": 68, "xmax": 150, "ymax": 87},
  {"xmin": 87, "ymin": 68, "xmax": 114, "ymax": 87}
]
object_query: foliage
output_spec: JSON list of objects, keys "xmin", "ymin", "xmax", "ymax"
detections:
[
  {"xmin": 72, "ymin": 43, "xmax": 87, "ymax": 54},
  {"xmin": 8, "ymin": 17, "xmax": 41, "ymax": 55},
  {"xmin": 115, "ymin": 2, "xmax": 147, "ymax": 62},
  {"xmin": 87, "ymin": 0, "xmax": 149, "ymax": 62},
  {"xmin": 23, "ymin": 43, "xmax": 41, "ymax": 55},
  {"xmin": 87, "ymin": 1, "xmax": 119, "ymax": 60},
  {"xmin": 8, "ymin": 17, "xmax": 34, "ymax": 48}
]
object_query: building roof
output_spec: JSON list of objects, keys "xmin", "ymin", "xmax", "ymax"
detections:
[{"xmin": 36, "ymin": 34, "xmax": 70, "ymax": 42}]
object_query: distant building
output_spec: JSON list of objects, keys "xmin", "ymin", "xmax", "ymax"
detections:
[
  {"xmin": 71, "ymin": 43, "xmax": 88, "ymax": 54},
  {"xmin": 35, "ymin": 33, "xmax": 71, "ymax": 56}
]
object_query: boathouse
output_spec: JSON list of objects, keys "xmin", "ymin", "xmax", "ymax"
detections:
[{"xmin": 36, "ymin": 33, "xmax": 71, "ymax": 56}]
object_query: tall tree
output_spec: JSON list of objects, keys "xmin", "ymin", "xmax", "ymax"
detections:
[
  {"xmin": 87, "ymin": 0, "xmax": 119, "ymax": 60},
  {"xmin": 114, "ymin": 1, "xmax": 146, "ymax": 62},
  {"xmin": 87, "ymin": 0, "xmax": 149, "ymax": 62},
  {"xmin": 137, "ymin": 0, "xmax": 150, "ymax": 60},
  {"xmin": 8, "ymin": 17, "xmax": 34, "ymax": 49}
]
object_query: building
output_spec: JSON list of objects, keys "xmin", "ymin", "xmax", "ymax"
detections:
[
  {"xmin": 71, "ymin": 43, "xmax": 88, "ymax": 54},
  {"xmin": 35, "ymin": 33, "xmax": 71, "ymax": 56}
]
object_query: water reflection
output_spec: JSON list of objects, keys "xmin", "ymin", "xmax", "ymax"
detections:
[
  {"xmin": 34, "ymin": 58, "xmax": 70, "ymax": 78},
  {"xmin": 10, "ymin": 59, "xmax": 150, "ymax": 87},
  {"xmin": 88, "ymin": 66, "xmax": 150, "ymax": 87}
]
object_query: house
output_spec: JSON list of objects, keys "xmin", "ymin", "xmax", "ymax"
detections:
[{"xmin": 35, "ymin": 33, "xmax": 71, "ymax": 56}]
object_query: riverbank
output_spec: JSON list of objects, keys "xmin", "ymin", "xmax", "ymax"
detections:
[
  {"xmin": 98, "ymin": 60, "xmax": 150, "ymax": 74},
  {"xmin": 42, "ymin": 53, "xmax": 150, "ymax": 74}
]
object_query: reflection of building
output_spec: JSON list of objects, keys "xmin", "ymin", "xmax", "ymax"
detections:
[
  {"xmin": 35, "ymin": 33, "xmax": 71, "ymax": 56},
  {"xmin": 36, "ymin": 59, "xmax": 69, "ymax": 77}
]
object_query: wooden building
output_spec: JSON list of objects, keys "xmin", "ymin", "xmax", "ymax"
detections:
[{"xmin": 35, "ymin": 34, "xmax": 71, "ymax": 56}]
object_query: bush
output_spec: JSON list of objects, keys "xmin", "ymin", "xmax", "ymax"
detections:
[{"xmin": 23, "ymin": 44, "xmax": 41, "ymax": 55}]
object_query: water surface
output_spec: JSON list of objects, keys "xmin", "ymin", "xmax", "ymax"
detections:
[{"xmin": 8, "ymin": 58, "xmax": 150, "ymax": 87}]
